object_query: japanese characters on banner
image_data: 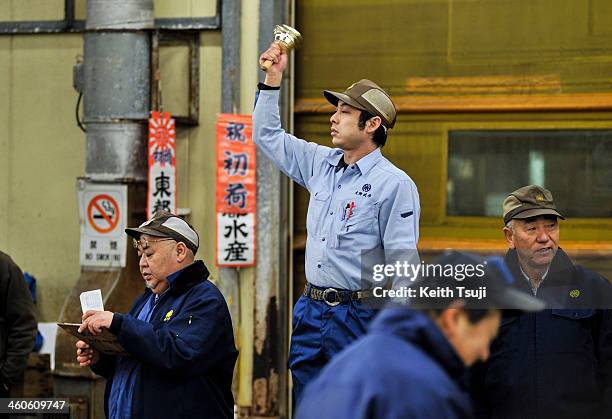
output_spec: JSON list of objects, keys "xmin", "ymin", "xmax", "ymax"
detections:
[
  {"xmin": 216, "ymin": 114, "xmax": 257, "ymax": 267},
  {"xmin": 148, "ymin": 111, "xmax": 177, "ymax": 218},
  {"xmin": 217, "ymin": 213, "xmax": 256, "ymax": 266},
  {"xmin": 78, "ymin": 181, "xmax": 128, "ymax": 268}
]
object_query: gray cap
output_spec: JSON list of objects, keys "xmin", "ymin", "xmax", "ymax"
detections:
[
  {"xmin": 125, "ymin": 211, "xmax": 199, "ymax": 254},
  {"xmin": 324, "ymin": 79, "xmax": 397, "ymax": 128},
  {"xmin": 503, "ymin": 185, "xmax": 565, "ymax": 225}
]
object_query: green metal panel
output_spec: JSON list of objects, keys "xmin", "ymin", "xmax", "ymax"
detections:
[
  {"xmin": 294, "ymin": 0, "xmax": 612, "ymax": 249},
  {"xmin": 295, "ymin": 0, "xmax": 612, "ymax": 97},
  {"xmin": 295, "ymin": 111, "xmax": 612, "ymax": 241}
]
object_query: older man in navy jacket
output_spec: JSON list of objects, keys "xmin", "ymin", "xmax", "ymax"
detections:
[
  {"xmin": 75, "ymin": 211, "xmax": 237, "ymax": 419},
  {"xmin": 471, "ymin": 185, "xmax": 612, "ymax": 419}
]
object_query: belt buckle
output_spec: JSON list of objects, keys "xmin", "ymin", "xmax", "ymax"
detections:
[{"xmin": 322, "ymin": 288, "xmax": 340, "ymax": 307}]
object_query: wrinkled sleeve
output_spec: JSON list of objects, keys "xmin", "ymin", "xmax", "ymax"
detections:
[
  {"xmin": 379, "ymin": 179, "xmax": 420, "ymax": 249},
  {"xmin": 252, "ymin": 89, "xmax": 328, "ymax": 190},
  {"xmin": 109, "ymin": 291, "xmax": 234, "ymax": 379}
]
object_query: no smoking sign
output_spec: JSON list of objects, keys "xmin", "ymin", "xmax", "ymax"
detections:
[
  {"xmin": 87, "ymin": 194, "xmax": 120, "ymax": 234},
  {"xmin": 78, "ymin": 181, "xmax": 127, "ymax": 268}
]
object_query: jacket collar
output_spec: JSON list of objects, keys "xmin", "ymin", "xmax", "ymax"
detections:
[{"xmin": 167, "ymin": 260, "xmax": 210, "ymax": 295}]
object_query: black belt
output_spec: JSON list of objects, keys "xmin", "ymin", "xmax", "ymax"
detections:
[{"xmin": 303, "ymin": 283, "xmax": 373, "ymax": 307}]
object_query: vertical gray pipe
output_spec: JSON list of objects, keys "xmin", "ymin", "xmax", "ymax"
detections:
[
  {"xmin": 251, "ymin": 0, "xmax": 290, "ymax": 415},
  {"xmin": 84, "ymin": 0, "xmax": 154, "ymax": 181},
  {"xmin": 219, "ymin": 0, "xmax": 241, "ymax": 340}
]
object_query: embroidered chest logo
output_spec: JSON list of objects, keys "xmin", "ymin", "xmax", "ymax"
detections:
[
  {"xmin": 569, "ymin": 289, "xmax": 580, "ymax": 298},
  {"xmin": 354, "ymin": 183, "xmax": 373, "ymax": 197},
  {"xmin": 163, "ymin": 309, "xmax": 174, "ymax": 322}
]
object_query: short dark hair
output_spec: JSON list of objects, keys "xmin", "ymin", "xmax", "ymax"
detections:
[{"xmin": 358, "ymin": 110, "xmax": 388, "ymax": 147}]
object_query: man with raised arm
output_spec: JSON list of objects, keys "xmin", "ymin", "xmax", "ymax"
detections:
[{"xmin": 254, "ymin": 43, "xmax": 420, "ymax": 404}]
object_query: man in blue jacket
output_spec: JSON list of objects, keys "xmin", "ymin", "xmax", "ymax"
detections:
[
  {"xmin": 75, "ymin": 211, "xmax": 238, "ymax": 419},
  {"xmin": 471, "ymin": 185, "xmax": 612, "ymax": 419},
  {"xmin": 295, "ymin": 252, "xmax": 544, "ymax": 419}
]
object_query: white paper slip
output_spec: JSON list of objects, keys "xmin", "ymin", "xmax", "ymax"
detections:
[{"xmin": 80, "ymin": 289, "xmax": 104, "ymax": 313}]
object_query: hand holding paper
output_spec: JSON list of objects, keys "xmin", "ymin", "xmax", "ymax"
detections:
[
  {"xmin": 80, "ymin": 289, "xmax": 104, "ymax": 313},
  {"xmin": 79, "ymin": 310, "xmax": 114, "ymax": 335},
  {"xmin": 60, "ymin": 288, "xmax": 126, "ymax": 358}
]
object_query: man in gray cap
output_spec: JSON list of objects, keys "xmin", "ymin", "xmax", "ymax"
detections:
[
  {"xmin": 75, "ymin": 211, "xmax": 238, "ymax": 419},
  {"xmin": 254, "ymin": 44, "xmax": 420, "ymax": 404},
  {"xmin": 470, "ymin": 185, "xmax": 612, "ymax": 419}
]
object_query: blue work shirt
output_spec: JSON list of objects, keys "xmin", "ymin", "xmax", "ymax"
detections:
[
  {"xmin": 107, "ymin": 268, "xmax": 184, "ymax": 419},
  {"xmin": 253, "ymin": 89, "xmax": 420, "ymax": 290}
]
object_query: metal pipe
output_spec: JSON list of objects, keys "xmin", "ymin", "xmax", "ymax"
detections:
[
  {"xmin": 221, "ymin": 0, "xmax": 241, "ymax": 115},
  {"xmin": 83, "ymin": 0, "xmax": 153, "ymax": 181},
  {"xmin": 219, "ymin": 0, "xmax": 242, "ymax": 397},
  {"xmin": 247, "ymin": 0, "xmax": 291, "ymax": 416}
]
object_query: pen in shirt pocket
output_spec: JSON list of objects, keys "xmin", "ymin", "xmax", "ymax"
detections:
[{"xmin": 347, "ymin": 201, "xmax": 355, "ymax": 220}]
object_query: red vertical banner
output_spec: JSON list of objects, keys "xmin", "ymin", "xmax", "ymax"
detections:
[
  {"xmin": 148, "ymin": 112, "xmax": 177, "ymax": 218},
  {"xmin": 216, "ymin": 114, "xmax": 257, "ymax": 267},
  {"xmin": 216, "ymin": 114, "xmax": 256, "ymax": 213}
]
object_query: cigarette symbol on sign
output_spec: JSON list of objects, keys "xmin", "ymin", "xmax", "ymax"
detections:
[{"xmin": 87, "ymin": 194, "xmax": 120, "ymax": 234}]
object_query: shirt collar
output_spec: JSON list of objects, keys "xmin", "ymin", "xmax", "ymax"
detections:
[
  {"xmin": 325, "ymin": 149, "xmax": 344, "ymax": 167},
  {"xmin": 519, "ymin": 265, "xmax": 550, "ymax": 295},
  {"xmin": 325, "ymin": 147, "xmax": 383, "ymax": 175},
  {"xmin": 354, "ymin": 148, "xmax": 383, "ymax": 175}
]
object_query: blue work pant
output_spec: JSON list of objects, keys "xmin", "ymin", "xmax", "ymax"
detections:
[{"xmin": 289, "ymin": 294, "xmax": 376, "ymax": 408}]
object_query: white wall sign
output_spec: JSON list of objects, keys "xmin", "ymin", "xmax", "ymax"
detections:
[{"xmin": 216, "ymin": 212, "xmax": 255, "ymax": 267}]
